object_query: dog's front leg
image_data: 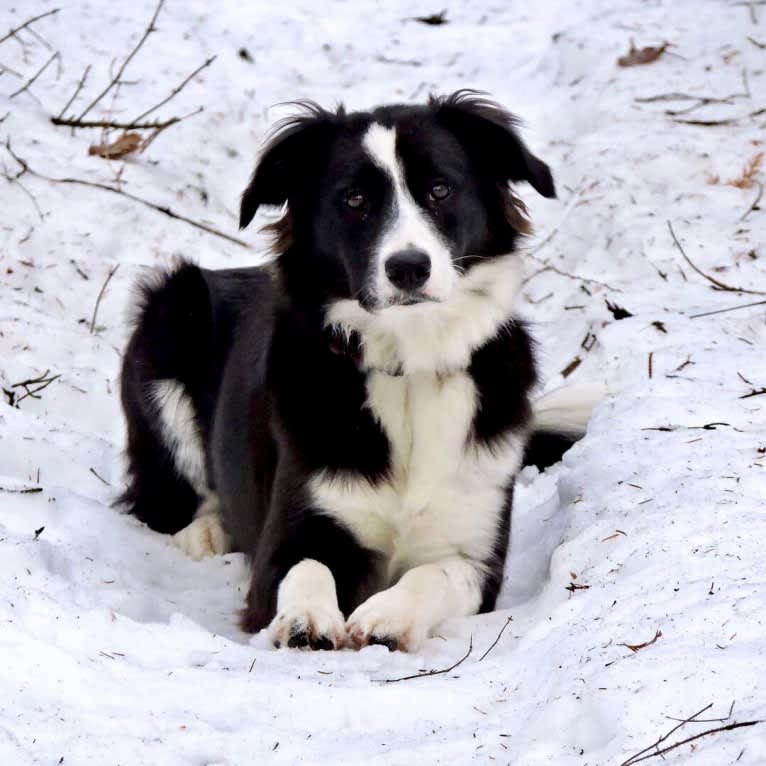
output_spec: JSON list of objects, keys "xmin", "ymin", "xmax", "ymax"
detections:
[
  {"xmin": 267, "ymin": 559, "xmax": 347, "ymax": 650},
  {"xmin": 346, "ymin": 556, "xmax": 484, "ymax": 652}
]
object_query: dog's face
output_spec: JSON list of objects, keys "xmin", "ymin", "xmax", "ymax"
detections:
[{"xmin": 240, "ymin": 92, "xmax": 555, "ymax": 312}]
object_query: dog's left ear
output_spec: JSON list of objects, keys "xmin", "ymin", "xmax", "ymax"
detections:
[{"xmin": 434, "ymin": 91, "xmax": 556, "ymax": 199}]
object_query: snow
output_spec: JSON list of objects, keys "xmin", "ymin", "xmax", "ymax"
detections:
[{"xmin": 1, "ymin": 0, "xmax": 765, "ymax": 763}]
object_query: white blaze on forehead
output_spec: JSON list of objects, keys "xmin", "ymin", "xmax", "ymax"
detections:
[{"xmin": 362, "ymin": 123, "xmax": 456, "ymax": 303}]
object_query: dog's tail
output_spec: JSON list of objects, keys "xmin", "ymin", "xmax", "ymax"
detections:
[{"xmin": 523, "ymin": 384, "xmax": 608, "ymax": 471}]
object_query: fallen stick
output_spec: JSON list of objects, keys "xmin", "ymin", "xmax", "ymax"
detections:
[{"xmin": 5, "ymin": 140, "xmax": 249, "ymax": 249}]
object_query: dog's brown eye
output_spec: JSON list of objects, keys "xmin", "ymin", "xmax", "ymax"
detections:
[
  {"xmin": 345, "ymin": 191, "xmax": 365, "ymax": 210},
  {"xmin": 428, "ymin": 181, "xmax": 450, "ymax": 202}
]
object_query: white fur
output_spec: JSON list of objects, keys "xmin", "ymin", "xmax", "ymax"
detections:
[
  {"xmin": 269, "ymin": 559, "xmax": 347, "ymax": 649},
  {"xmin": 347, "ymin": 557, "xmax": 483, "ymax": 651},
  {"xmin": 311, "ymin": 369, "xmax": 527, "ymax": 647},
  {"xmin": 363, "ymin": 124, "xmax": 457, "ymax": 304},
  {"xmin": 533, "ymin": 383, "xmax": 609, "ymax": 436},
  {"xmin": 327, "ymin": 254, "xmax": 521, "ymax": 375},
  {"xmin": 172, "ymin": 493, "xmax": 231, "ymax": 560},
  {"xmin": 150, "ymin": 379, "xmax": 207, "ymax": 494}
]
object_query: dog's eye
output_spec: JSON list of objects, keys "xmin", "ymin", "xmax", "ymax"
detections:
[
  {"xmin": 344, "ymin": 191, "xmax": 366, "ymax": 210},
  {"xmin": 428, "ymin": 181, "xmax": 450, "ymax": 202}
]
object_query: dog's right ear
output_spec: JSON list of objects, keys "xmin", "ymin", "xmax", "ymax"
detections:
[{"xmin": 239, "ymin": 102, "xmax": 340, "ymax": 229}]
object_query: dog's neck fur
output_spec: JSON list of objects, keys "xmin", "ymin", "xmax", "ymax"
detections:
[{"xmin": 324, "ymin": 255, "xmax": 522, "ymax": 376}]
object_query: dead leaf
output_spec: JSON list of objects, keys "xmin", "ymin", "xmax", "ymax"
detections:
[
  {"xmin": 88, "ymin": 132, "xmax": 142, "ymax": 160},
  {"xmin": 619, "ymin": 629, "xmax": 662, "ymax": 653},
  {"xmin": 618, "ymin": 40, "xmax": 668, "ymax": 68}
]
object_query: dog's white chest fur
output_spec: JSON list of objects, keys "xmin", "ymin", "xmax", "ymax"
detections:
[{"xmin": 311, "ymin": 370, "xmax": 525, "ymax": 581}]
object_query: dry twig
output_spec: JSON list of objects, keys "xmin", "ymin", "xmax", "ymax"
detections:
[
  {"xmin": 0, "ymin": 9, "xmax": 60, "ymax": 47},
  {"xmin": 56, "ymin": 64, "xmax": 92, "ymax": 119},
  {"xmin": 90, "ymin": 264, "xmax": 119, "ymax": 333},
  {"xmin": 666, "ymin": 221, "xmax": 765, "ymax": 296},
  {"xmin": 4, "ymin": 140, "xmax": 249, "ymax": 248},
  {"xmin": 690, "ymin": 299, "xmax": 766, "ymax": 319},
  {"xmin": 619, "ymin": 702, "xmax": 761, "ymax": 766},
  {"xmin": 739, "ymin": 182, "xmax": 763, "ymax": 222},
  {"xmin": 10, "ymin": 51, "xmax": 59, "ymax": 99},
  {"xmin": 76, "ymin": 0, "xmax": 165, "ymax": 121},
  {"xmin": 374, "ymin": 636, "xmax": 473, "ymax": 683},
  {"xmin": 128, "ymin": 55, "xmax": 215, "ymax": 126},
  {"xmin": 478, "ymin": 616, "xmax": 513, "ymax": 661}
]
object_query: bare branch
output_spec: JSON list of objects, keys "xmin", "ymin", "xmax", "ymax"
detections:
[
  {"xmin": 666, "ymin": 220, "xmax": 766, "ymax": 295},
  {"xmin": 0, "ymin": 9, "xmax": 60, "ymax": 47},
  {"xmin": 690, "ymin": 299, "xmax": 766, "ymax": 319},
  {"xmin": 51, "ymin": 108, "xmax": 202, "ymax": 132},
  {"xmin": 739, "ymin": 182, "xmax": 763, "ymax": 223},
  {"xmin": 374, "ymin": 636, "xmax": 473, "ymax": 683},
  {"xmin": 128, "ymin": 55, "xmax": 216, "ymax": 125},
  {"xmin": 478, "ymin": 616, "xmax": 513, "ymax": 661},
  {"xmin": 76, "ymin": 0, "xmax": 165, "ymax": 121},
  {"xmin": 10, "ymin": 51, "xmax": 59, "ymax": 99},
  {"xmin": 56, "ymin": 64, "xmax": 91, "ymax": 119},
  {"xmin": 4, "ymin": 139, "xmax": 249, "ymax": 248}
]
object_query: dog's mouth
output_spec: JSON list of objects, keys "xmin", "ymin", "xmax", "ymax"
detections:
[
  {"xmin": 355, "ymin": 291, "xmax": 442, "ymax": 313},
  {"xmin": 384, "ymin": 293, "xmax": 440, "ymax": 308}
]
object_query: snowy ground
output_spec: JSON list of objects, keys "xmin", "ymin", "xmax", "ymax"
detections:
[{"xmin": 1, "ymin": 1, "xmax": 765, "ymax": 763}]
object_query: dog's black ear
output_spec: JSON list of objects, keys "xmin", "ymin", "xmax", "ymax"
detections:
[
  {"xmin": 434, "ymin": 90, "xmax": 556, "ymax": 199},
  {"xmin": 239, "ymin": 102, "xmax": 340, "ymax": 229}
]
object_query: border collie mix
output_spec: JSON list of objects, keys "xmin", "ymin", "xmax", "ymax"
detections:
[{"xmin": 120, "ymin": 92, "xmax": 590, "ymax": 652}]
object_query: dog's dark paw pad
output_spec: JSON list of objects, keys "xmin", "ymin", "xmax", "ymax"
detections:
[
  {"xmin": 309, "ymin": 634, "xmax": 334, "ymax": 651},
  {"xmin": 369, "ymin": 634, "xmax": 399, "ymax": 652},
  {"xmin": 287, "ymin": 624, "xmax": 310, "ymax": 649}
]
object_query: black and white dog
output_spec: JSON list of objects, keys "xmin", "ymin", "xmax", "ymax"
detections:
[{"xmin": 120, "ymin": 92, "xmax": 595, "ymax": 651}]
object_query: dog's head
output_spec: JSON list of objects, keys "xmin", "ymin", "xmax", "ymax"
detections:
[{"xmin": 240, "ymin": 91, "xmax": 555, "ymax": 313}]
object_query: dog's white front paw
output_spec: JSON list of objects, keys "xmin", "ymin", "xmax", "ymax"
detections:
[
  {"xmin": 346, "ymin": 588, "xmax": 428, "ymax": 652},
  {"xmin": 172, "ymin": 514, "xmax": 230, "ymax": 560},
  {"xmin": 269, "ymin": 605, "xmax": 347, "ymax": 650}
]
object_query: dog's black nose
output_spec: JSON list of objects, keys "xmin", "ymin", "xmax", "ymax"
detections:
[{"xmin": 384, "ymin": 249, "xmax": 431, "ymax": 291}]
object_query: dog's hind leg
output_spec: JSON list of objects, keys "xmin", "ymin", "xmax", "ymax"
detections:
[
  {"xmin": 172, "ymin": 491, "xmax": 232, "ymax": 560},
  {"xmin": 119, "ymin": 361, "xmax": 203, "ymax": 535},
  {"xmin": 118, "ymin": 262, "xmax": 222, "ymax": 543}
]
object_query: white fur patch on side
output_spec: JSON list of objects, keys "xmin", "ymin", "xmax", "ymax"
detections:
[
  {"xmin": 363, "ymin": 123, "xmax": 457, "ymax": 304},
  {"xmin": 269, "ymin": 559, "xmax": 347, "ymax": 650},
  {"xmin": 532, "ymin": 383, "xmax": 610, "ymax": 436},
  {"xmin": 150, "ymin": 379, "xmax": 207, "ymax": 495},
  {"xmin": 326, "ymin": 255, "xmax": 521, "ymax": 375},
  {"xmin": 346, "ymin": 556, "xmax": 483, "ymax": 651}
]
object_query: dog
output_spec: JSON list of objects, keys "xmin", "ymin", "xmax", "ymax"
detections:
[{"xmin": 120, "ymin": 91, "xmax": 597, "ymax": 652}]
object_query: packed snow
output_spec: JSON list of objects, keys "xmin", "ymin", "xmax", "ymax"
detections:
[{"xmin": 1, "ymin": 0, "xmax": 765, "ymax": 763}]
